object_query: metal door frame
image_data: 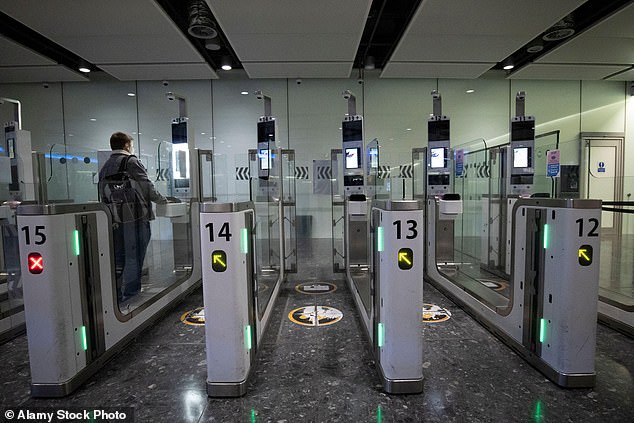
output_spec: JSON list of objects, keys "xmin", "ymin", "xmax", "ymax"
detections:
[{"xmin": 580, "ymin": 132, "xmax": 624, "ymax": 236}]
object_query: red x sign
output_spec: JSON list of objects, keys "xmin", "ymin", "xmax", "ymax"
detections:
[{"xmin": 28, "ymin": 253, "xmax": 44, "ymax": 274}]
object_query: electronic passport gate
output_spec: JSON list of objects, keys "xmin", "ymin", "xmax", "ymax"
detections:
[
  {"xmin": 369, "ymin": 200, "xmax": 424, "ymax": 394},
  {"xmin": 200, "ymin": 202, "xmax": 261, "ymax": 397},
  {"xmin": 426, "ymin": 198, "xmax": 602, "ymax": 387}
]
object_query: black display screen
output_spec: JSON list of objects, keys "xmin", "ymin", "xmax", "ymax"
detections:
[
  {"xmin": 342, "ymin": 120, "xmax": 362, "ymax": 142},
  {"xmin": 511, "ymin": 120, "xmax": 535, "ymax": 141},
  {"xmin": 171, "ymin": 122, "xmax": 187, "ymax": 144},
  {"xmin": 257, "ymin": 121, "xmax": 275, "ymax": 143},
  {"xmin": 428, "ymin": 120, "xmax": 450, "ymax": 141}
]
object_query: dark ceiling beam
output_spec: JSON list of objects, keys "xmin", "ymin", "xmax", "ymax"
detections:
[{"xmin": 0, "ymin": 11, "xmax": 97, "ymax": 76}]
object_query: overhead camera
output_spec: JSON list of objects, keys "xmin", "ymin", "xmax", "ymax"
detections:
[
  {"xmin": 516, "ymin": 91, "xmax": 526, "ymax": 101},
  {"xmin": 162, "ymin": 80, "xmax": 169, "ymax": 87},
  {"xmin": 254, "ymin": 90, "xmax": 264, "ymax": 100},
  {"xmin": 295, "ymin": 79, "xmax": 302, "ymax": 85},
  {"xmin": 42, "ymin": 82, "xmax": 50, "ymax": 89},
  {"xmin": 165, "ymin": 92, "xmax": 176, "ymax": 101},
  {"xmin": 342, "ymin": 90, "xmax": 352, "ymax": 100},
  {"xmin": 431, "ymin": 89, "xmax": 440, "ymax": 99},
  {"xmin": 357, "ymin": 79, "xmax": 363, "ymax": 85}
]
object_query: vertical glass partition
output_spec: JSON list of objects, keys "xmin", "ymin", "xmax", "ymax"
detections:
[
  {"xmin": 249, "ymin": 149, "xmax": 281, "ymax": 319},
  {"xmin": 330, "ymin": 149, "xmax": 345, "ymax": 272},
  {"xmin": 281, "ymin": 149, "xmax": 297, "ymax": 273}
]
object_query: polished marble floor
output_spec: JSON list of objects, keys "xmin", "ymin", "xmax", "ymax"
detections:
[{"xmin": 1, "ymin": 239, "xmax": 632, "ymax": 422}]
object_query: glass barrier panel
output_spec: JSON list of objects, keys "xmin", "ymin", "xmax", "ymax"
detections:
[
  {"xmin": 331, "ymin": 149, "xmax": 345, "ymax": 272},
  {"xmin": 250, "ymin": 150, "xmax": 281, "ymax": 319},
  {"xmin": 412, "ymin": 148, "xmax": 425, "ymax": 199},
  {"xmin": 281, "ymin": 150, "xmax": 297, "ymax": 273},
  {"xmin": 1, "ymin": 212, "xmax": 23, "ymax": 329},
  {"xmin": 197, "ymin": 150, "xmax": 215, "ymax": 201},
  {"xmin": 43, "ymin": 144, "xmax": 72, "ymax": 202},
  {"xmin": 598, "ymin": 176, "xmax": 634, "ymax": 311}
]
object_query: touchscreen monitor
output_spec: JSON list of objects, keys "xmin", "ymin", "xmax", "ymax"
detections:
[
  {"xmin": 345, "ymin": 148, "xmax": 360, "ymax": 169},
  {"xmin": 513, "ymin": 147, "xmax": 529, "ymax": 168},
  {"xmin": 259, "ymin": 149, "xmax": 269, "ymax": 170},
  {"xmin": 430, "ymin": 147, "xmax": 445, "ymax": 169}
]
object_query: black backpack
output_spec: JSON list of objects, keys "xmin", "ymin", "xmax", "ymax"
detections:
[{"xmin": 100, "ymin": 155, "xmax": 149, "ymax": 224}]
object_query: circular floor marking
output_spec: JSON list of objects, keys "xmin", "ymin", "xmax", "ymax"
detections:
[
  {"xmin": 477, "ymin": 279, "xmax": 509, "ymax": 292},
  {"xmin": 295, "ymin": 282, "xmax": 338, "ymax": 295},
  {"xmin": 422, "ymin": 303, "xmax": 452, "ymax": 323},
  {"xmin": 288, "ymin": 305, "xmax": 343, "ymax": 327},
  {"xmin": 180, "ymin": 307, "xmax": 205, "ymax": 326}
]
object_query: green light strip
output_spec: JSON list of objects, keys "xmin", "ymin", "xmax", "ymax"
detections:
[
  {"xmin": 543, "ymin": 224, "xmax": 549, "ymax": 249},
  {"xmin": 377, "ymin": 227, "xmax": 384, "ymax": 252},
  {"xmin": 377, "ymin": 405, "xmax": 382, "ymax": 423},
  {"xmin": 377, "ymin": 323, "xmax": 385, "ymax": 347},
  {"xmin": 250, "ymin": 409, "xmax": 256, "ymax": 423},
  {"xmin": 245, "ymin": 325, "xmax": 252, "ymax": 350},
  {"xmin": 539, "ymin": 318, "xmax": 546, "ymax": 343},
  {"xmin": 80, "ymin": 325, "xmax": 88, "ymax": 351},
  {"xmin": 73, "ymin": 230, "xmax": 80, "ymax": 256},
  {"xmin": 241, "ymin": 228, "xmax": 248, "ymax": 254}
]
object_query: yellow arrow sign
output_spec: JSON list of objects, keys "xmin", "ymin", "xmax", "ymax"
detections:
[
  {"xmin": 578, "ymin": 249, "xmax": 590, "ymax": 261},
  {"xmin": 213, "ymin": 254, "xmax": 226, "ymax": 268},
  {"xmin": 398, "ymin": 252, "xmax": 412, "ymax": 265}
]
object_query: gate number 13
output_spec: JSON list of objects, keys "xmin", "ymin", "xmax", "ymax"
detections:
[{"xmin": 393, "ymin": 220, "xmax": 418, "ymax": 239}]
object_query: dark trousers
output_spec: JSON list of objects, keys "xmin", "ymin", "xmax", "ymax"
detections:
[{"xmin": 113, "ymin": 220, "xmax": 151, "ymax": 300}]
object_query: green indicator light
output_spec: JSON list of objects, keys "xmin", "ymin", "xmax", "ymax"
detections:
[
  {"xmin": 377, "ymin": 322, "xmax": 385, "ymax": 348},
  {"xmin": 245, "ymin": 325, "xmax": 252, "ymax": 350},
  {"xmin": 539, "ymin": 318, "xmax": 546, "ymax": 343},
  {"xmin": 377, "ymin": 405, "xmax": 382, "ymax": 423},
  {"xmin": 73, "ymin": 230, "xmax": 80, "ymax": 256},
  {"xmin": 80, "ymin": 325, "xmax": 88, "ymax": 351},
  {"xmin": 534, "ymin": 400, "xmax": 543, "ymax": 423},
  {"xmin": 241, "ymin": 228, "xmax": 248, "ymax": 254},
  {"xmin": 250, "ymin": 409, "xmax": 256, "ymax": 423},
  {"xmin": 543, "ymin": 224, "xmax": 549, "ymax": 249},
  {"xmin": 377, "ymin": 227, "xmax": 384, "ymax": 252}
]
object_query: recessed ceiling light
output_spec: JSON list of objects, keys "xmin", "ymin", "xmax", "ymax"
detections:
[
  {"xmin": 406, "ymin": 128, "xmax": 412, "ymax": 131},
  {"xmin": 240, "ymin": 91, "xmax": 249, "ymax": 95},
  {"xmin": 526, "ymin": 44, "xmax": 543, "ymax": 54},
  {"xmin": 201, "ymin": 132, "xmax": 206, "ymax": 135},
  {"xmin": 78, "ymin": 67, "xmax": 90, "ymax": 73},
  {"xmin": 127, "ymin": 92, "xmax": 136, "ymax": 97},
  {"xmin": 503, "ymin": 64, "xmax": 514, "ymax": 70},
  {"xmin": 466, "ymin": 89, "xmax": 475, "ymax": 94},
  {"xmin": 153, "ymin": 138, "xmax": 158, "ymax": 141},
  {"xmin": 221, "ymin": 64, "xmax": 232, "ymax": 71},
  {"xmin": 89, "ymin": 118, "xmax": 96, "ymax": 122}
]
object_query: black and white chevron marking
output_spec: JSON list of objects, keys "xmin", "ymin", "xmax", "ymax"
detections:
[
  {"xmin": 295, "ymin": 166, "xmax": 309, "ymax": 180},
  {"xmin": 235, "ymin": 166, "xmax": 250, "ymax": 180},
  {"xmin": 316, "ymin": 165, "xmax": 332, "ymax": 180},
  {"xmin": 377, "ymin": 165, "xmax": 391, "ymax": 179},
  {"xmin": 464, "ymin": 161, "xmax": 490, "ymax": 178},
  {"xmin": 399, "ymin": 164, "xmax": 413, "ymax": 179},
  {"xmin": 155, "ymin": 168, "xmax": 170, "ymax": 181}
]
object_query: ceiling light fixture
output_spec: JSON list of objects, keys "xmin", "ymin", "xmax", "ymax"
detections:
[
  {"xmin": 89, "ymin": 118, "xmax": 96, "ymax": 122},
  {"xmin": 503, "ymin": 64, "xmax": 514, "ymax": 70},
  {"xmin": 220, "ymin": 57, "xmax": 232, "ymax": 71},
  {"xmin": 543, "ymin": 18, "xmax": 575, "ymax": 42},
  {"xmin": 364, "ymin": 56, "xmax": 375, "ymax": 70},
  {"xmin": 205, "ymin": 40, "xmax": 221, "ymax": 51},
  {"xmin": 78, "ymin": 66, "xmax": 90, "ymax": 73},
  {"xmin": 127, "ymin": 92, "xmax": 136, "ymax": 97},
  {"xmin": 240, "ymin": 91, "xmax": 249, "ymax": 95},
  {"xmin": 526, "ymin": 44, "xmax": 544, "ymax": 54},
  {"xmin": 466, "ymin": 89, "xmax": 475, "ymax": 94}
]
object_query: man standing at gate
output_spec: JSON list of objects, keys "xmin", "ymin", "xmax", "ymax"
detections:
[{"xmin": 98, "ymin": 132, "xmax": 167, "ymax": 303}]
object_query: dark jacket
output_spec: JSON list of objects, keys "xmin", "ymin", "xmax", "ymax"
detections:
[{"xmin": 98, "ymin": 151, "xmax": 167, "ymax": 221}]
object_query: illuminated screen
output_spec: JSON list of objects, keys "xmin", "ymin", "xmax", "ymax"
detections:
[
  {"xmin": 369, "ymin": 147, "xmax": 378, "ymax": 168},
  {"xmin": 430, "ymin": 147, "xmax": 445, "ymax": 169},
  {"xmin": 345, "ymin": 148, "xmax": 360, "ymax": 169},
  {"xmin": 513, "ymin": 147, "xmax": 529, "ymax": 168},
  {"xmin": 7, "ymin": 138, "xmax": 15, "ymax": 159},
  {"xmin": 259, "ymin": 149, "xmax": 269, "ymax": 170}
]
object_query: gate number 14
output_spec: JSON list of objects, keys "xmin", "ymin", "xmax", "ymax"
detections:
[{"xmin": 205, "ymin": 222, "xmax": 232, "ymax": 242}]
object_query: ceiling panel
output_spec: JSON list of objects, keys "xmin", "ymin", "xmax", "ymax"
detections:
[
  {"xmin": 381, "ymin": 62, "xmax": 494, "ymax": 79},
  {"xmin": 0, "ymin": 0, "xmax": 209, "ymax": 80},
  {"xmin": 0, "ymin": 35, "xmax": 55, "ymax": 66},
  {"xmin": 208, "ymin": 0, "xmax": 371, "ymax": 78},
  {"xmin": 100, "ymin": 63, "xmax": 217, "ymax": 81},
  {"xmin": 537, "ymin": 3, "xmax": 634, "ymax": 65},
  {"xmin": 509, "ymin": 63, "xmax": 628, "ymax": 80},
  {"xmin": 606, "ymin": 67, "xmax": 634, "ymax": 81},
  {"xmin": 0, "ymin": 66, "xmax": 88, "ymax": 83},
  {"xmin": 243, "ymin": 62, "xmax": 353, "ymax": 79},
  {"xmin": 386, "ymin": 0, "xmax": 585, "ymax": 78}
]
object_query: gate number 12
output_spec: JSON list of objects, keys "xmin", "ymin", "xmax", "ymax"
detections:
[{"xmin": 575, "ymin": 218, "xmax": 599, "ymax": 237}]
